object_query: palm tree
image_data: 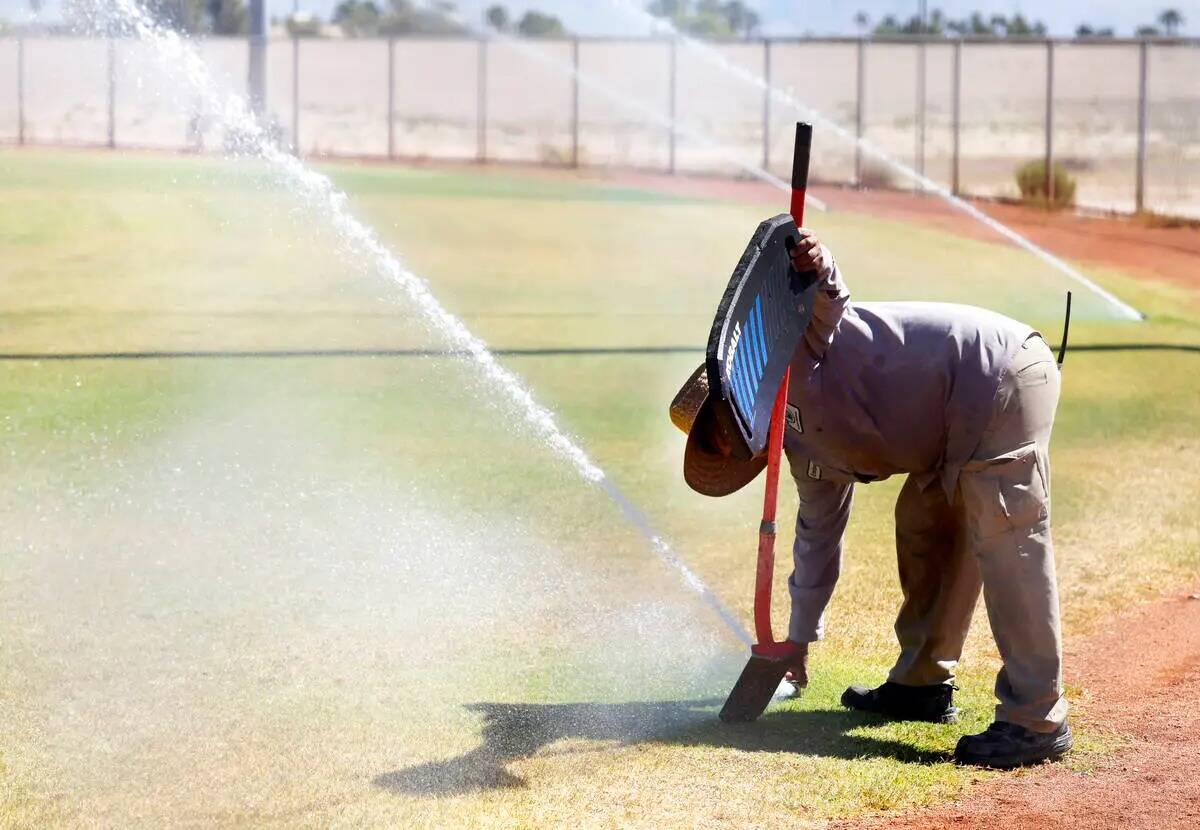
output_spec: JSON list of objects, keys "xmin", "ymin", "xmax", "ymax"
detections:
[
  {"xmin": 724, "ymin": 0, "xmax": 760, "ymax": 37},
  {"xmin": 484, "ymin": 3, "xmax": 508, "ymax": 31},
  {"xmin": 1005, "ymin": 14, "xmax": 1038, "ymax": 36},
  {"xmin": 1157, "ymin": 8, "xmax": 1184, "ymax": 36}
]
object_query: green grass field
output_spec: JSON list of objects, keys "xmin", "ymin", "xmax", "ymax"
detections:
[{"xmin": 2, "ymin": 148, "xmax": 1198, "ymax": 828}]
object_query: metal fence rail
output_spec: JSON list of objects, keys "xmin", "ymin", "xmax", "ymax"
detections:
[{"xmin": 1, "ymin": 34, "xmax": 1197, "ymax": 218}]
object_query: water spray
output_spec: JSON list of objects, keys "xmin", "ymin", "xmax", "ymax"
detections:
[
  {"xmin": 604, "ymin": 0, "xmax": 1144, "ymax": 322},
  {"xmin": 88, "ymin": 0, "xmax": 750, "ymax": 645},
  {"xmin": 487, "ymin": 32, "xmax": 826, "ymax": 210}
]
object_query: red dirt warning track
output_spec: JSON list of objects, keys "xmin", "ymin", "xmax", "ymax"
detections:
[
  {"xmin": 844, "ymin": 591, "xmax": 1200, "ymax": 830},
  {"xmin": 818, "ymin": 187, "xmax": 1200, "ymax": 295}
]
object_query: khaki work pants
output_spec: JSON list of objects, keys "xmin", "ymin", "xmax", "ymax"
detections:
[{"xmin": 888, "ymin": 335, "xmax": 1068, "ymax": 732}]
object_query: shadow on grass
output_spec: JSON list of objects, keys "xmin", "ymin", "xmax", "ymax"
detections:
[{"xmin": 373, "ymin": 699, "xmax": 949, "ymax": 796}]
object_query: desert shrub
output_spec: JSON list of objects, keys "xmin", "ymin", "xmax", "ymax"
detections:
[
  {"xmin": 857, "ymin": 157, "xmax": 898, "ymax": 189},
  {"xmin": 1015, "ymin": 158, "xmax": 1076, "ymax": 208},
  {"xmin": 539, "ymin": 143, "xmax": 571, "ymax": 166}
]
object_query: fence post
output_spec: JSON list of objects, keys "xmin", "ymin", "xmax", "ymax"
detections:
[
  {"xmin": 107, "ymin": 39, "xmax": 116, "ymax": 149},
  {"xmin": 247, "ymin": 0, "xmax": 266, "ymax": 114},
  {"xmin": 292, "ymin": 36, "xmax": 300, "ymax": 155},
  {"xmin": 762, "ymin": 38, "xmax": 771, "ymax": 171},
  {"xmin": 571, "ymin": 38, "xmax": 581, "ymax": 168},
  {"xmin": 668, "ymin": 37, "xmax": 677, "ymax": 174},
  {"xmin": 951, "ymin": 39, "xmax": 961, "ymax": 196},
  {"xmin": 1044, "ymin": 40, "xmax": 1055, "ymax": 204},
  {"xmin": 854, "ymin": 38, "xmax": 865, "ymax": 185},
  {"xmin": 477, "ymin": 37, "xmax": 488, "ymax": 162},
  {"xmin": 16, "ymin": 35, "xmax": 24, "ymax": 146},
  {"xmin": 387, "ymin": 38, "xmax": 395, "ymax": 160},
  {"xmin": 916, "ymin": 37, "xmax": 926, "ymax": 186},
  {"xmin": 1135, "ymin": 40, "xmax": 1149, "ymax": 213}
]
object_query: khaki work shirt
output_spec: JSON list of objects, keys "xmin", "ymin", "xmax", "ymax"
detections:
[
  {"xmin": 783, "ymin": 251, "xmax": 1036, "ymax": 643},
  {"xmin": 784, "ymin": 252, "xmax": 1035, "ymax": 499}
]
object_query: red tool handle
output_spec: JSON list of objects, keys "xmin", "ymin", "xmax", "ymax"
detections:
[{"xmin": 753, "ymin": 123, "xmax": 812, "ymax": 648}]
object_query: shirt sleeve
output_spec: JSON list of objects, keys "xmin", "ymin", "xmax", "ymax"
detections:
[
  {"xmin": 799, "ymin": 245, "xmax": 850, "ymax": 368},
  {"xmin": 787, "ymin": 474, "xmax": 854, "ymax": 644}
]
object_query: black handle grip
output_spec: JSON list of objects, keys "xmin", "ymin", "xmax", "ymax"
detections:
[{"xmin": 791, "ymin": 122, "xmax": 813, "ymax": 190}]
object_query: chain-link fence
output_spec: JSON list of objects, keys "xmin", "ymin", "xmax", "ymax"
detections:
[{"xmin": 1, "ymin": 35, "xmax": 1196, "ymax": 218}]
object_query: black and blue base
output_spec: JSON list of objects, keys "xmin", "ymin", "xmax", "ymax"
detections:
[{"xmin": 704, "ymin": 214, "xmax": 820, "ymax": 459}]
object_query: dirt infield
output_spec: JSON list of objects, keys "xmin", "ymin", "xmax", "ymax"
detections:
[
  {"xmin": 839, "ymin": 591, "xmax": 1200, "ymax": 830},
  {"xmin": 817, "ymin": 188, "xmax": 1200, "ymax": 294}
]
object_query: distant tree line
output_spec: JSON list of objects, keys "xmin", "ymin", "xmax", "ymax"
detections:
[
  {"xmin": 330, "ymin": 0, "xmax": 467, "ymax": 37},
  {"xmin": 63, "ymin": 0, "xmax": 248, "ymax": 35},
  {"xmin": 326, "ymin": 1, "xmax": 566, "ymax": 39},
  {"xmin": 23, "ymin": 0, "xmax": 1192, "ymax": 40},
  {"xmin": 55, "ymin": 0, "xmax": 567, "ymax": 39},
  {"xmin": 860, "ymin": 9, "xmax": 1046, "ymax": 37},
  {"xmin": 645, "ymin": 0, "xmax": 761, "ymax": 38},
  {"xmin": 483, "ymin": 5, "xmax": 567, "ymax": 37},
  {"xmin": 1130, "ymin": 8, "xmax": 1186, "ymax": 37},
  {"xmin": 855, "ymin": 6, "xmax": 1187, "ymax": 40}
]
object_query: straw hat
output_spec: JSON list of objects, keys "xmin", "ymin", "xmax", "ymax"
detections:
[{"xmin": 670, "ymin": 363, "xmax": 767, "ymax": 497}]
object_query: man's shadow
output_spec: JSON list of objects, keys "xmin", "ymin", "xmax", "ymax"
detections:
[{"xmin": 373, "ymin": 699, "xmax": 949, "ymax": 796}]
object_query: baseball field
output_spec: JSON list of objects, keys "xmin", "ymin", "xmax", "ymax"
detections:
[{"xmin": 1, "ymin": 148, "xmax": 1198, "ymax": 827}]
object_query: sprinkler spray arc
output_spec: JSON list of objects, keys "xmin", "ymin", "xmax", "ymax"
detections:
[
  {"xmin": 483, "ymin": 31, "xmax": 826, "ymax": 210},
  {"xmin": 93, "ymin": 0, "xmax": 750, "ymax": 646},
  {"xmin": 604, "ymin": 0, "xmax": 1144, "ymax": 322}
]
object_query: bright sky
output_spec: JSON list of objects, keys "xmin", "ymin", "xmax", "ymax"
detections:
[{"xmin": 2, "ymin": 0, "xmax": 1197, "ymax": 36}]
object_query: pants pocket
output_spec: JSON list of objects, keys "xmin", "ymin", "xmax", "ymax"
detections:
[
  {"xmin": 961, "ymin": 443, "xmax": 1049, "ymax": 539},
  {"xmin": 1015, "ymin": 360, "xmax": 1054, "ymax": 388}
]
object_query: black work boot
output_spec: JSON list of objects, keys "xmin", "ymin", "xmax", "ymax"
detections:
[
  {"xmin": 954, "ymin": 720, "xmax": 1073, "ymax": 769},
  {"xmin": 840, "ymin": 681, "xmax": 958, "ymax": 723}
]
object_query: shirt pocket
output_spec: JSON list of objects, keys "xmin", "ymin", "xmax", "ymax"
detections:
[{"xmin": 961, "ymin": 443, "xmax": 1049, "ymax": 539}]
